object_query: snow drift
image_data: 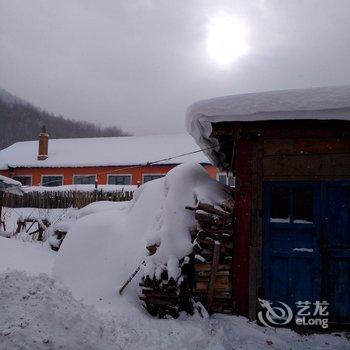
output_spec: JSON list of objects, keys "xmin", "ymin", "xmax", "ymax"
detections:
[
  {"xmin": 53, "ymin": 163, "xmax": 230, "ymax": 311},
  {"xmin": 3, "ymin": 271, "xmax": 348, "ymax": 350}
]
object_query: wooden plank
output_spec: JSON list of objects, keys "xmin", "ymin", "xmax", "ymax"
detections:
[
  {"xmin": 261, "ymin": 120, "xmax": 350, "ymax": 139},
  {"xmin": 232, "ymin": 135, "xmax": 252, "ymax": 317},
  {"xmin": 263, "ymin": 174, "xmax": 350, "ymax": 181},
  {"xmin": 263, "ymin": 154, "xmax": 350, "ymax": 177},
  {"xmin": 195, "ymin": 282, "xmax": 231, "ymax": 292},
  {"xmin": 264, "ymin": 138, "xmax": 350, "ymax": 156},
  {"xmin": 207, "ymin": 242, "xmax": 221, "ymax": 310},
  {"xmin": 196, "ymin": 270, "xmax": 230, "ymax": 278},
  {"xmin": 194, "ymin": 263, "xmax": 231, "ymax": 272},
  {"xmin": 194, "ymin": 275, "xmax": 229, "ymax": 284},
  {"xmin": 213, "ymin": 120, "xmax": 350, "ymax": 139},
  {"xmin": 248, "ymin": 136, "xmax": 263, "ymax": 321}
]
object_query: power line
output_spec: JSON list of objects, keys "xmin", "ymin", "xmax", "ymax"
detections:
[{"xmin": 22, "ymin": 141, "xmax": 224, "ymax": 187}]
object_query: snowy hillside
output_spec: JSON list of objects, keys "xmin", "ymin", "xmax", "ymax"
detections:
[{"xmin": 0, "ymin": 87, "xmax": 128, "ymax": 150}]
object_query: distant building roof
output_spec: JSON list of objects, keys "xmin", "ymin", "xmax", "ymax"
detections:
[
  {"xmin": 0, "ymin": 134, "xmax": 210, "ymax": 170},
  {"xmin": 186, "ymin": 85, "xmax": 350, "ymax": 167}
]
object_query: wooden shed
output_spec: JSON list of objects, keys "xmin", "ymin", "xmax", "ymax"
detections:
[{"xmin": 186, "ymin": 86, "xmax": 350, "ymax": 326}]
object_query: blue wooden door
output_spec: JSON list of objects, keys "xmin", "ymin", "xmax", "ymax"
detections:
[
  {"xmin": 263, "ymin": 182, "xmax": 322, "ymax": 312},
  {"xmin": 263, "ymin": 181, "xmax": 350, "ymax": 323},
  {"xmin": 323, "ymin": 182, "xmax": 350, "ymax": 322}
]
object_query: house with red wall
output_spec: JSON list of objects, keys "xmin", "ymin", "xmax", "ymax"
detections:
[{"xmin": 0, "ymin": 130, "xmax": 221, "ymax": 186}]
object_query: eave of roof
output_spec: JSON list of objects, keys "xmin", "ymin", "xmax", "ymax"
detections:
[{"xmin": 186, "ymin": 85, "xmax": 350, "ymax": 168}]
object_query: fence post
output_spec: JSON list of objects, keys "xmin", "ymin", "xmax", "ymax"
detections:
[{"xmin": 94, "ymin": 179, "xmax": 98, "ymax": 202}]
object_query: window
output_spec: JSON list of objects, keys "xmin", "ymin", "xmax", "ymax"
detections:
[
  {"xmin": 41, "ymin": 175, "xmax": 63, "ymax": 187},
  {"xmin": 73, "ymin": 175, "xmax": 96, "ymax": 185},
  {"xmin": 217, "ymin": 172, "xmax": 235, "ymax": 187},
  {"xmin": 270, "ymin": 186, "xmax": 313, "ymax": 224},
  {"xmin": 108, "ymin": 175, "xmax": 131, "ymax": 185},
  {"xmin": 12, "ymin": 176, "xmax": 32, "ymax": 186},
  {"xmin": 270, "ymin": 187, "xmax": 290, "ymax": 222},
  {"xmin": 143, "ymin": 174, "xmax": 165, "ymax": 183},
  {"xmin": 293, "ymin": 188, "xmax": 313, "ymax": 223}
]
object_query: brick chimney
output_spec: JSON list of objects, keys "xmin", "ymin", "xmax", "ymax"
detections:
[{"xmin": 37, "ymin": 125, "xmax": 49, "ymax": 160}]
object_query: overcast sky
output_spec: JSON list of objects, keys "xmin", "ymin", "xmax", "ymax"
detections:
[{"xmin": 1, "ymin": 0, "xmax": 349, "ymax": 135}]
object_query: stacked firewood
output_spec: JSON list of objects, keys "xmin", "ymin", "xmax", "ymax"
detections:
[
  {"xmin": 139, "ymin": 270, "xmax": 192, "ymax": 319},
  {"xmin": 139, "ymin": 200, "xmax": 234, "ymax": 318},
  {"xmin": 188, "ymin": 202, "xmax": 234, "ymax": 314}
]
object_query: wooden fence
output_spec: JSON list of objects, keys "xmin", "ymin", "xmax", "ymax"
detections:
[{"xmin": 2, "ymin": 189, "xmax": 134, "ymax": 209}]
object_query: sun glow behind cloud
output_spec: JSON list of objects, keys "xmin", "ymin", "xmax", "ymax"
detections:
[{"xmin": 206, "ymin": 13, "xmax": 249, "ymax": 66}]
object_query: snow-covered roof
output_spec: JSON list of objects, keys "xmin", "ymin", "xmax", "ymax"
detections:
[
  {"xmin": 0, "ymin": 134, "xmax": 210, "ymax": 170},
  {"xmin": 186, "ymin": 85, "xmax": 350, "ymax": 167},
  {"xmin": 0, "ymin": 174, "xmax": 23, "ymax": 195}
]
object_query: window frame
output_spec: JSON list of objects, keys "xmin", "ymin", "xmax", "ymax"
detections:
[
  {"xmin": 12, "ymin": 175, "xmax": 32, "ymax": 186},
  {"xmin": 73, "ymin": 174, "xmax": 97, "ymax": 185},
  {"xmin": 267, "ymin": 182, "xmax": 317, "ymax": 226},
  {"xmin": 41, "ymin": 174, "xmax": 64, "ymax": 187},
  {"xmin": 217, "ymin": 172, "xmax": 235, "ymax": 187},
  {"xmin": 107, "ymin": 174, "xmax": 132, "ymax": 185},
  {"xmin": 142, "ymin": 173, "xmax": 165, "ymax": 184}
]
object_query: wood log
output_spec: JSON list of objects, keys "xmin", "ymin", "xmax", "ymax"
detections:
[
  {"xmin": 195, "ymin": 212, "xmax": 225, "ymax": 226},
  {"xmin": 207, "ymin": 242, "xmax": 220, "ymax": 310},
  {"xmin": 193, "ymin": 263, "xmax": 231, "ymax": 272},
  {"xmin": 139, "ymin": 296, "xmax": 179, "ymax": 307},
  {"xmin": 185, "ymin": 203, "xmax": 231, "ymax": 218}
]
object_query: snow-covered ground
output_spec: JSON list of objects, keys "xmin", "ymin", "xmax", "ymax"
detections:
[
  {"xmin": 1, "ymin": 268, "xmax": 348, "ymax": 350},
  {"xmin": 0, "ymin": 164, "xmax": 349, "ymax": 349}
]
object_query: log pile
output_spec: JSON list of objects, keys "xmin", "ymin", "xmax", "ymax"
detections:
[
  {"xmin": 139, "ymin": 243, "xmax": 194, "ymax": 318},
  {"xmin": 189, "ymin": 202, "xmax": 234, "ymax": 314},
  {"xmin": 139, "ymin": 200, "xmax": 234, "ymax": 318}
]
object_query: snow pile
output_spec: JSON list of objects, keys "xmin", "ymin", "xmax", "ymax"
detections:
[
  {"xmin": 142, "ymin": 162, "xmax": 231, "ymax": 280},
  {"xmin": 0, "ymin": 174, "xmax": 21, "ymax": 187},
  {"xmin": 0, "ymin": 230, "xmax": 11, "ymax": 238},
  {"xmin": 53, "ymin": 163, "xmax": 230, "ymax": 309},
  {"xmin": 0, "ymin": 174, "xmax": 23, "ymax": 195},
  {"xmin": 1, "ymin": 271, "xmax": 349, "ymax": 350},
  {"xmin": 0, "ymin": 236, "xmax": 55, "ymax": 275},
  {"xmin": 76, "ymin": 200, "xmax": 129, "ymax": 219},
  {"xmin": 0, "ymin": 271, "xmax": 123, "ymax": 350}
]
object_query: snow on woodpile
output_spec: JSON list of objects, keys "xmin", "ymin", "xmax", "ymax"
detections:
[
  {"xmin": 142, "ymin": 162, "xmax": 231, "ymax": 280},
  {"xmin": 53, "ymin": 163, "xmax": 230, "ymax": 310},
  {"xmin": 186, "ymin": 85, "xmax": 350, "ymax": 166}
]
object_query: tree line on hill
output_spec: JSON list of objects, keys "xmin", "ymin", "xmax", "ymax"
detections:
[{"xmin": 0, "ymin": 88, "xmax": 130, "ymax": 150}]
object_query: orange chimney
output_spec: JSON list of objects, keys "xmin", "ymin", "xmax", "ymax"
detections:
[{"xmin": 37, "ymin": 125, "xmax": 49, "ymax": 160}]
